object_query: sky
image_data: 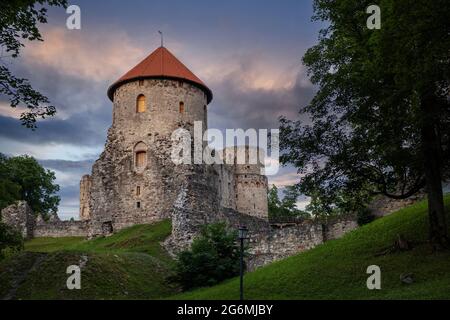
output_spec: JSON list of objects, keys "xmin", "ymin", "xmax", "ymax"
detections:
[{"xmin": 0, "ymin": 0, "xmax": 324, "ymax": 219}]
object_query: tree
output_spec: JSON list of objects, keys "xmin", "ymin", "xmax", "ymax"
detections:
[
  {"xmin": 171, "ymin": 223, "xmax": 242, "ymax": 290},
  {"xmin": 268, "ymin": 184, "xmax": 309, "ymax": 219},
  {"xmin": 268, "ymin": 185, "xmax": 282, "ymax": 218},
  {"xmin": 0, "ymin": 153, "xmax": 60, "ymax": 217},
  {"xmin": 280, "ymin": 0, "xmax": 450, "ymax": 248},
  {"xmin": 0, "ymin": 154, "xmax": 21, "ymax": 211},
  {"xmin": 0, "ymin": 222, "xmax": 24, "ymax": 260},
  {"xmin": 0, "ymin": 0, "xmax": 67, "ymax": 128}
]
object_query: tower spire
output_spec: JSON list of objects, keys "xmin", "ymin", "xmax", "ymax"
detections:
[{"xmin": 158, "ymin": 30, "xmax": 163, "ymax": 47}]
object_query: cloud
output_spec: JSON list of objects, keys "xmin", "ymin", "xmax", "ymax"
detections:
[
  {"xmin": 0, "ymin": 25, "xmax": 317, "ymax": 219},
  {"xmin": 0, "ymin": 110, "xmax": 109, "ymax": 148},
  {"xmin": 22, "ymin": 27, "xmax": 146, "ymax": 83},
  {"xmin": 204, "ymin": 53, "xmax": 315, "ymax": 132}
]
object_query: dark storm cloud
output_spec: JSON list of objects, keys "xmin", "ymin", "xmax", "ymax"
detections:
[
  {"xmin": 0, "ymin": 111, "xmax": 108, "ymax": 147},
  {"xmin": 0, "ymin": 49, "xmax": 113, "ymax": 148},
  {"xmin": 38, "ymin": 158, "xmax": 94, "ymax": 174},
  {"xmin": 208, "ymin": 67, "xmax": 315, "ymax": 132}
]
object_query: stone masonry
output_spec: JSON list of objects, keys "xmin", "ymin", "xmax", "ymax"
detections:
[{"xmin": 0, "ymin": 46, "xmax": 359, "ymax": 269}]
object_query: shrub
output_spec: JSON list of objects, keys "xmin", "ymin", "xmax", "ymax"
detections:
[
  {"xmin": 357, "ymin": 207, "xmax": 376, "ymax": 226},
  {"xmin": 171, "ymin": 223, "xmax": 244, "ymax": 290},
  {"xmin": 0, "ymin": 222, "xmax": 24, "ymax": 260}
]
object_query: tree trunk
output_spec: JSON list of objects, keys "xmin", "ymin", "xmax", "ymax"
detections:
[{"xmin": 421, "ymin": 98, "xmax": 448, "ymax": 249}]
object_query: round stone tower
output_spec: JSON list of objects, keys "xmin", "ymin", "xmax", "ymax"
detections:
[{"xmin": 87, "ymin": 46, "xmax": 213, "ymax": 235}]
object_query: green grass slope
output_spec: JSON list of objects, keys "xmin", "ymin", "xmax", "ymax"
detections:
[
  {"xmin": 0, "ymin": 220, "xmax": 179, "ymax": 300},
  {"xmin": 25, "ymin": 221, "xmax": 173, "ymax": 264},
  {"xmin": 174, "ymin": 195, "xmax": 450, "ymax": 300}
]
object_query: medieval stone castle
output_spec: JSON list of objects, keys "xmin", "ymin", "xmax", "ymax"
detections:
[{"xmin": 1, "ymin": 46, "xmax": 359, "ymax": 269}]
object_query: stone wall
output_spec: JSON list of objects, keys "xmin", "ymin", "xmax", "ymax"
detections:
[
  {"xmin": 79, "ymin": 175, "xmax": 91, "ymax": 221},
  {"xmin": 34, "ymin": 215, "xmax": 89, "ymax": 237},
  {"xmin": 1, "ymin": 202, "xmax": 89, "ymax": 238},
  {"xmin": 217, "ymin": 146, "xmax": 269, "ymax": 220},
  {"xmin": 1, "ymin": 201, "xmax": 35, "ymax": 238},
  {"xmin": 222, "ymin": 211, "xmax": 358, "ymax": 270},
  {"xmin": 368, "ymin": 193, "xmax": 426, "ymax": 217},
  {"xmin": 323, "ymin": 215, "xmax": 359, "ymax": 241}
]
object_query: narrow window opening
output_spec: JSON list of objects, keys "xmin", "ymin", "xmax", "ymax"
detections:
[
  {"xmin": 136, "ymin": 95, "xmax": 146, "ymax": 113},
  {"xmin": 135, "ymin": 151, "xmax": 147, "ymax": 168},
  {"xmin": 179, "ymin": 101, "xmax": 185, "ymax": 113},
  {"xmin": 138, "ymin": 80, "xmax": 144, "ymax": 86},
  {"xmin": 136, "ymin": 186, "xmax": 141, "ymax": 196},
  {"xmin": 136, "ymin": 201, "xmax": 141, "ymax": 209}
]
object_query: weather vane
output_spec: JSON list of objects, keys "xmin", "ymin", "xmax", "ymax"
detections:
[{"xmin": 158, "ymin": 30, "xmax": 163, "ymax": 47}]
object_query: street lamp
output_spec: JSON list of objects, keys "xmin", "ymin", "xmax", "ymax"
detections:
[{"xmin": 238, "ymin": 225, "xmax": 248, "ymax": 300}]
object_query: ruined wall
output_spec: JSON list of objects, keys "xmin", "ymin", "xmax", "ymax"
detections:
[
  {"xmin": 1, "ymin": 202, "xmax": 89, "ymax": 238},
  {"xmin": 323, "ymin": 216, "xmax": 359, "ymax": 241},
  {"xmin": 1, "ymin": 201, "xmax": 35, "ymax": 238},
  {"xmin": 368, "ymin": 193, "xmax": 426, "ymax": 218},
  {"xmin": 247, "ymin": 222, "xmax": 324, "ymax": 270},
  {"xmin": 34, "ymin": 215, "xmax": 89, "ymax": 237},
  {"xmin": 234, "ymin": 174, "xmax": 268, "ymax": 219},
  {"xmin": 168, "ymin": 165, "xmax": 222, "ymax": 251},
  {"xmin": 79, "ymin": 175, "xmax": 91, "ymax": 221},
  {"xmin": 216, "ymin": 146, "xmax": 269, "ymax": 220},
  {"xmin": 215, "ymin": 209, "xmax": 358, "ymax": 270},
  {"xmin": 165, "ymin": 162, "xmax": 358, "ymax": 270}
]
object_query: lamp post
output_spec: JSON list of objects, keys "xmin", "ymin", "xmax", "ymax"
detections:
[{"xmin": 238, "ymin": 225, "xmax": 248, "ymax": 301}]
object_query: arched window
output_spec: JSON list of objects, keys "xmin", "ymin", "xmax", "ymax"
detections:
[
  {"xmin": 134, "ymin": 142, "xmax": 147, "ymax": 168},
  {"xmin": 179, "ymin": 101, "xmax": 185, "ymax": 113},
  {"xmin": 136, "ymin": 95, "xmax": 146, "ymax": 113},
  {"xmin": 135, "ymin": 151, "xmax": 146, "ymax": 167}
]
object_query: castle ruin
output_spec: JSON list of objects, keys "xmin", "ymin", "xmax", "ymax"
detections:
[{"xmin": 1, "ymin": 46, "xmax": 358, "ymax": 269}]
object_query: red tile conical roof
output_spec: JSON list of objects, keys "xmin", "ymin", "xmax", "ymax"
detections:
[{"xmin": 107, "ymin": 46, "xmax": 212, "ymax": 103}]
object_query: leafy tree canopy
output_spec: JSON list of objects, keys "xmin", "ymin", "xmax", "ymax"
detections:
[
  {"xmin": 280, "ymin": 0, "xmax": 450, "ymax": 246},
  {"xmin": 268, "ymin": 184, "xmax": 310, "ymax": 220},
  {"xmin": 0, "ymin": 0, "xmax": 67, "ymax": 128},
  {"xmin": 0, "ymin": 153, "xmax": 60, "ymax": 218}
]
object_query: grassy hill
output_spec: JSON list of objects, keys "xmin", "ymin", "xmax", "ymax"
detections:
[
  {"xmin": 1, "ymin": 196, "xmax": 449, "ymax": 300},
  {"xmin": 0, "ymin": 220, "xmax": 179, "ymax": 300},
  {"xmin": 173, "ymin": 194, "xmax": 450, "ymax": 300}
]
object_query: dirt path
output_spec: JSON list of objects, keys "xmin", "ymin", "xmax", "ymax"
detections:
[{"xmin": 2, "ymin": 253, "xmax": 47, "ymax": 300}]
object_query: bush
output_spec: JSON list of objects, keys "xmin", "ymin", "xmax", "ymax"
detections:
[
  {"xmin": 171, "ymin": 223, "xmax": 244, "ymax": 290},
  {"xmin": 357, "ymin": 207, "xmax": 376, "ymax": 226},
  {"xmin": 0, "ymin": 222, "xmax": 24, "ymax": 260}
]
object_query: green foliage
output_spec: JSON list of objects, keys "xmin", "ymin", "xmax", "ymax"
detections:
[
  {"xmin": 268, "ymin": 185, "xmax": 282, "ymax": 218},
  {"xmin": 0, "ymin": 153, "xmax": 60, "ymax": 217},
  {"xmin": 356, "ymin": 206, "xmax": 376, "ymax": 226},
  {"xmin": 174, "ymin": 194, "xmax": 450, "ymax": 300},
  {"xmin": 0, "ymin": 222, "xmax": 24, "ymax": 260},
  {"xmin": 0, "ymin": 0, "xmax": 68, "ymax": 128},
  {"xmin": 1, "ymin": 221, "xmax": 178, "ymax": 299},
  {"xmin": 172, "ymin": 223, "xmax": 242, "ymax": 290},
  {"xmin": 0, "ymin": 154, "xmax": 21, "ymax": 212},
  {"xmin": 280, "ymin": 0, "xmax": 450, "ymax": 217},
  {"xmin": 268, "ymin": 185, "xmax": 309, "ymax": 219}
]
